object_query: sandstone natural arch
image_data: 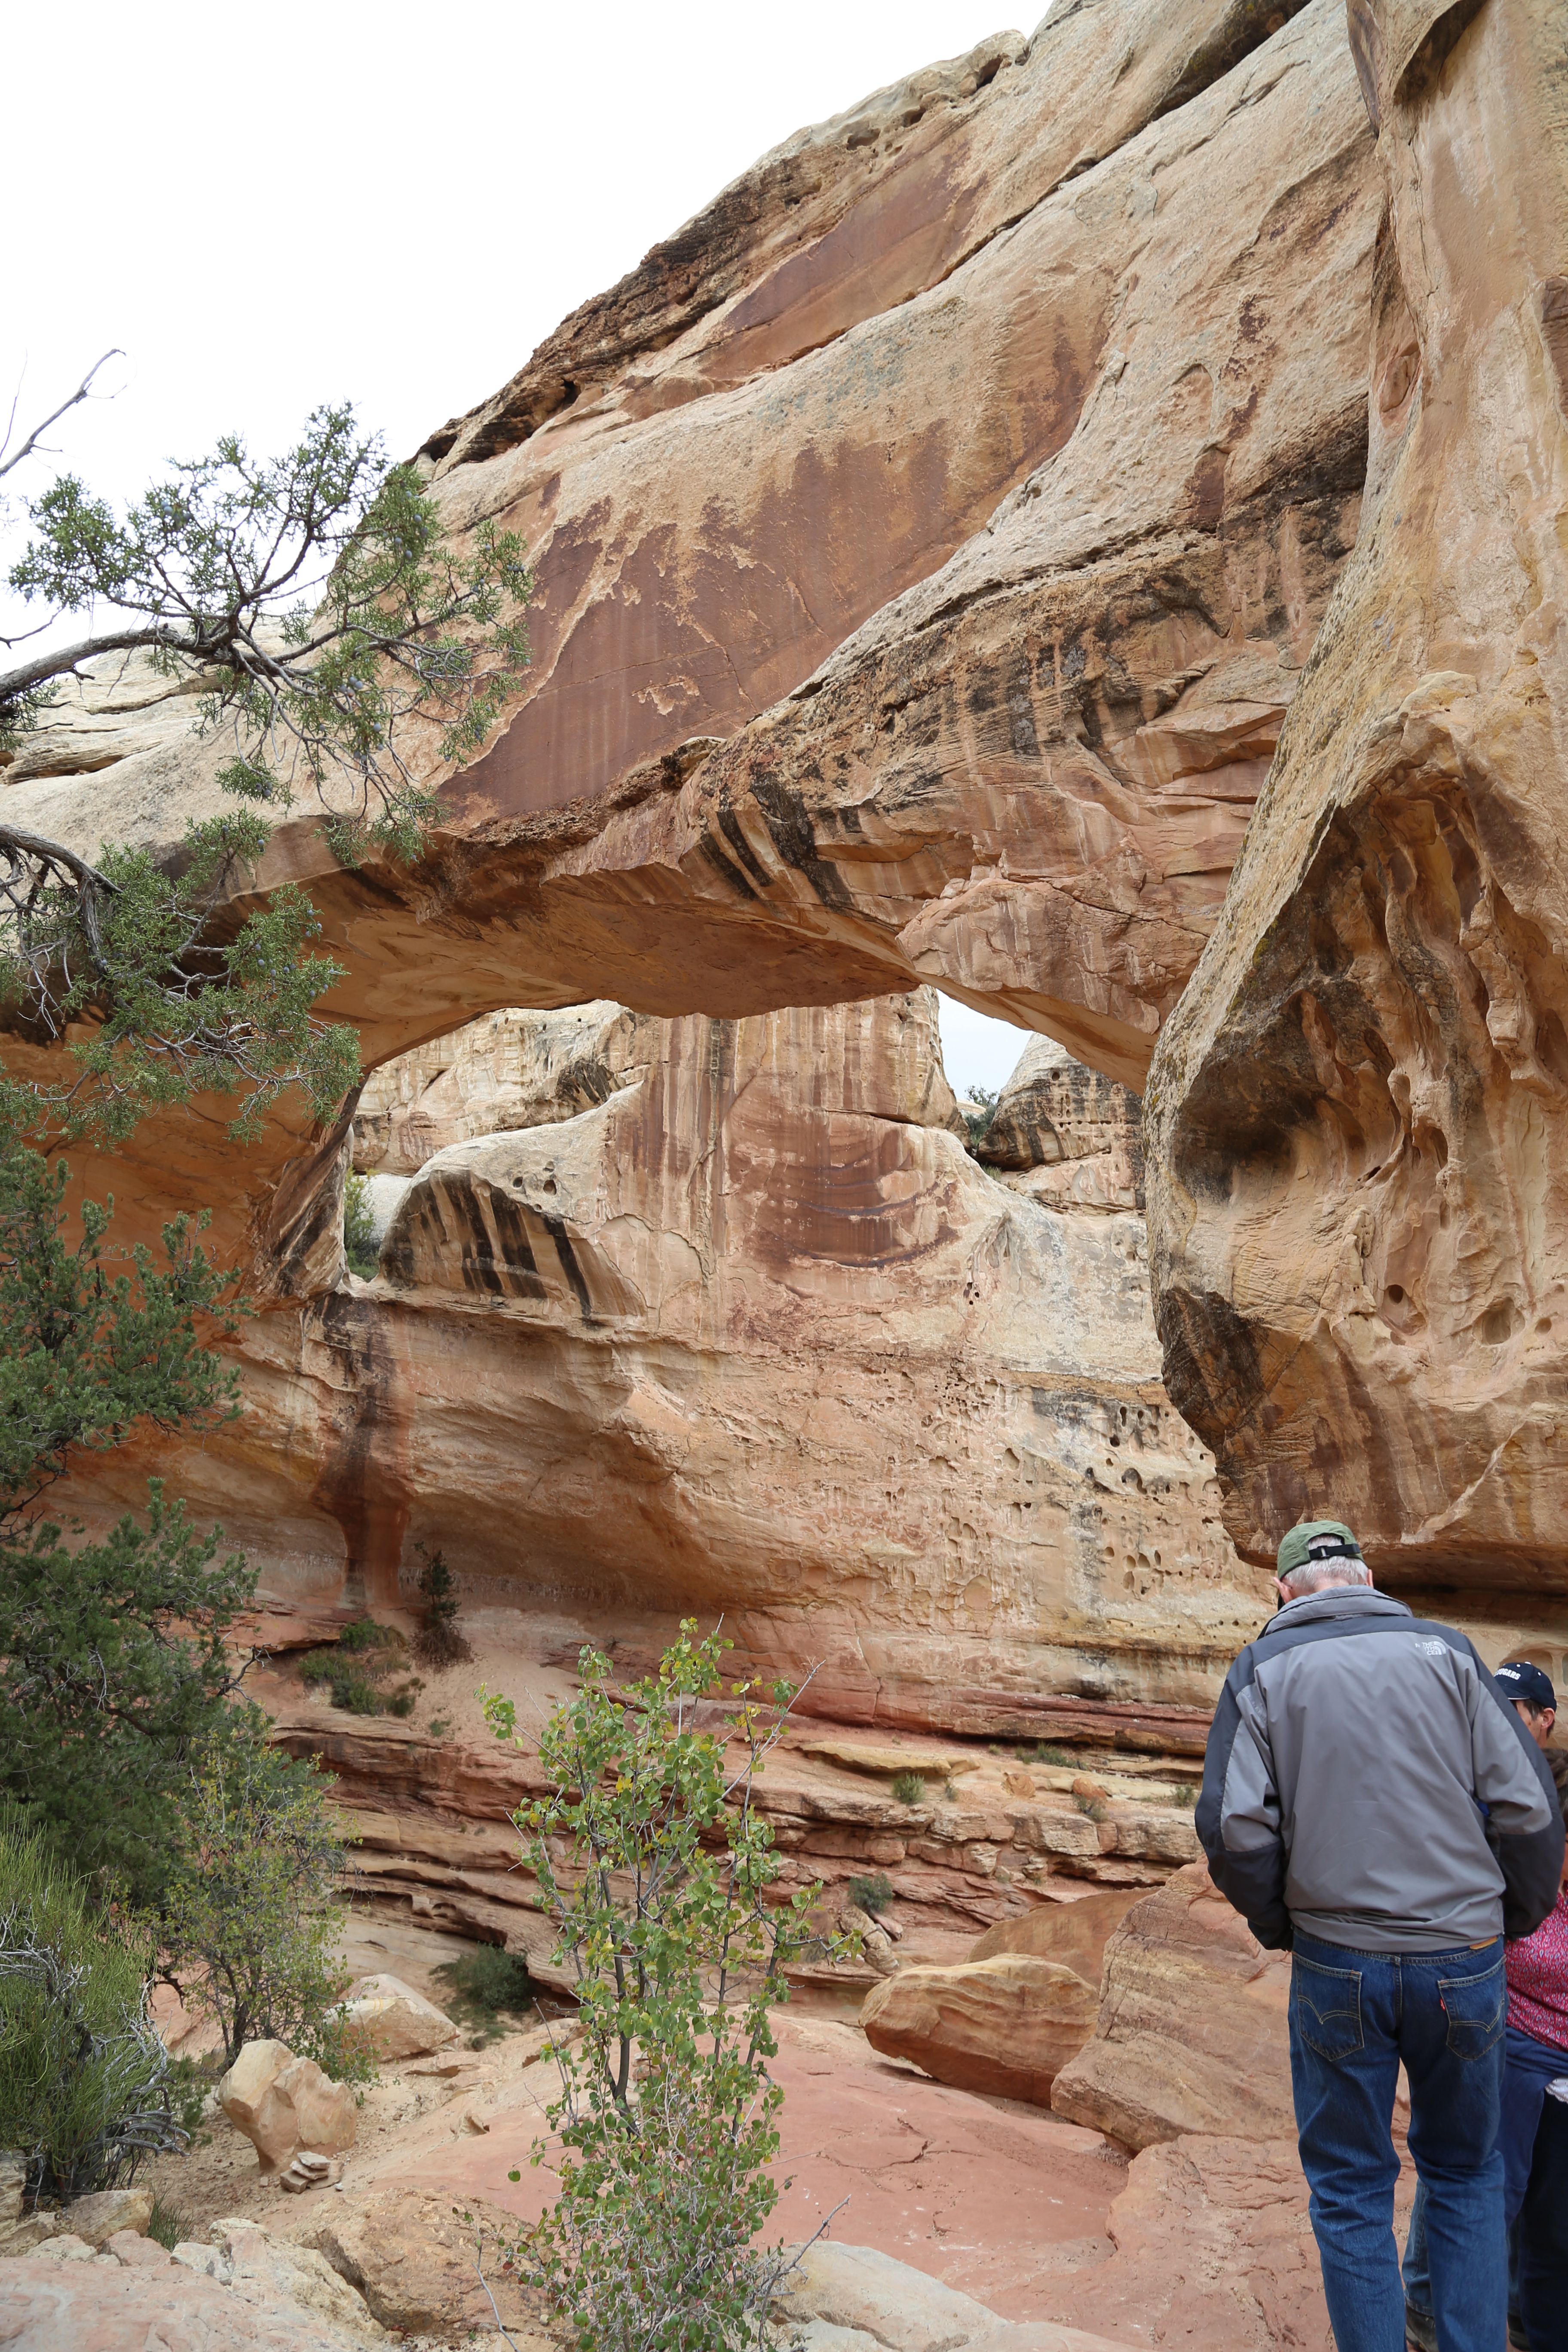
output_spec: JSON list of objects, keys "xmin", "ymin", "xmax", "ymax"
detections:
[
  {"xmin": 3, "ymin": 0, "xmax": 1376, "ymax": 1278},
  {"xmin": 6, "ymin": 0, "xmax": 1565, "ymax": 1628}
]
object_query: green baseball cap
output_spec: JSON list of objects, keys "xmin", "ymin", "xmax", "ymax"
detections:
[{"xmin": 1277, "ymin": 1519, "xmax": 1364, "ymax": 1577}]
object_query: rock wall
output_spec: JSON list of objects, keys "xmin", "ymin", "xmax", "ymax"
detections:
[
  {"xmin": 59, "ymin": 992, "xmax": 1266, "ymax": 1729},
  {"xmin": 1145, "ymin": 0, "xmax": 1568, "ymax": 1588}
]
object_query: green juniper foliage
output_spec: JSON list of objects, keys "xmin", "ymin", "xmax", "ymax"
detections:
[
  {"xmin": 413, "ymin": 1540, "xmax": 472, "ymax": 1666},
  {"xmin": 0, "ymin": 1119, "xmax": 258, "ymax": 1902},
  {"xmin": 343, "ymin": 1169, "xmax": 379, "ymax": 1277},
  {"xmin": 434, "ymin": 1944, "xmax": 536, "ymax": 2043},
  {"xmin": 0, "ymin": 372, "xmax": 533, "ymax": 1139},
  {"xmin": 0, "ymin": 1823, "xmax": 182, "ymax": 2205},
  {"xmin": 481, "ymin": 1624, "xmax": 850, "ymax": 2352},
  {"xmin": 160, "ymin": 1736, "xmax": 367, "ymax": 2075},
  {"xmin": 962, "ymin": 1084, "xmax": 1000, "ymax": 1148}
]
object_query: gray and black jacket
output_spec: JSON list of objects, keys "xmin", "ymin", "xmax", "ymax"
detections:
[{"xmin": 1197, "ymin": 1587, "xmax": 1564, "ymax": 1953}]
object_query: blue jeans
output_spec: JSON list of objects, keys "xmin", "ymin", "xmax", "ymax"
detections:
[
  {"xmin": 1517, "ymin": 2089, "xmax": 1568, "ymax": 2352},
  {"xmin": 1404, "ymin": 2024, "xmax": 1566, "ymax": 2329},
  {"xmin": 1289, "ymin": 1930, "xmax": 1507, "ymax": 2352}
]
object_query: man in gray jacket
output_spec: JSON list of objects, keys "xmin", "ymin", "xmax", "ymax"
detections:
[{"xmin": 1197, "ymin": 1518, "xmax": 1563, "ymax": 2352}]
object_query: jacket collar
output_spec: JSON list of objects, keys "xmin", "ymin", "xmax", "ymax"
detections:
[{"xmin": 1266, "ymin": 1586, "xmax": 1414, "ymax": 1631}]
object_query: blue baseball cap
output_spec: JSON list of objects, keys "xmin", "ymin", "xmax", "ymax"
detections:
[{"xmin": 1494, "ymin": 1660, "xmax": 1556, "ymax": 1712}]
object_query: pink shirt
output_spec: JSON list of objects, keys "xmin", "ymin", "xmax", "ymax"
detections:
[{"xmin": 1507, "ymin": 1887, "xmax": 1568, "ymax": 2053}]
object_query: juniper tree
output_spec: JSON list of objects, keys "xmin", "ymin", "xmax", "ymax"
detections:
[
  {"xmin": 0, "ymin": 355, "xmax": 532, "ymax": 1141},
  {"xmin": 0, "ymin": 1099, "xmax": 257, "ymax": 1902}
]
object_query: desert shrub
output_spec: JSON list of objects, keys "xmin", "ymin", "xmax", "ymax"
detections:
[
  {"xmin": 1026, "ymin": 1743, "xmax": 1083, "ymax": 1768},
  {"xmin": 1073, "ymin": 1792, "xmax": 1111, "ymax": 1823},
  {"xmin": 890, "ymin": 1770, "xmax": 926, "ymax": 1806},
  {"xmin": 481, "ymin": 1623, "xmax": 851, "ymax": 2352},
  {"xmin": 1172, "ymin": 1782, "xmax": 1197, "ymax": 1809},
  {"xmin": 164, "ymin": 2053, "xmax": 217, "ymax": 2143},
  {"xmin": 147, "ymin": 2193, "xmax": 193, "ymax": 2250},
  {"xmin": 963, "ymin": 1085, "xmax": 1000, "ymax": 1147},
  {"xmin": 0, "ymin": 1824, "xmax": 181, "ymax": 2205},
  {"xmin": 343, "ymin": 1171, "xmax": 379, "ymax": 1278},
  {"xmin": 846, "ymin": 1873, "xmax": 894, "ymax": 1917},
  {"xmin": 161, "ymin": 1735, "xmax": 371, "ymax": 2078},
  {"xmin": 297, "ymin": 1617, "xmax": 422, "ymax": 1718},
  {"xmin": 435, "ymin": 1944, "xmax": 536, "ymax": 2041},
  {"xmin": 412, "ymin": 1544, "xmax": 472, "ymax": 1669}
]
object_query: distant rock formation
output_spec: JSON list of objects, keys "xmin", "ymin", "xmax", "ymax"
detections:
[
  {"xmin": 61, "ymin": 993, "xmax": 1265, "ymax": 1731},
  {"xmin": 978, "ymin": 1039, "xmax": 1144, "ymax": 1216}
]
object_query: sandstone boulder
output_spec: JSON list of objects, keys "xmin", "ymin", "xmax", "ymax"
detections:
[
  {"xmin": 861, "ymin": 1953, "xmax": 1099, "ymax": 2105},
  {"xmin": 294, "ymin": 2187, "xmax": 544, "ymax": 2337},
  {"xmin": 28, "ymin": 2234, "xmax": 95, "ymax": 2263},
  {"xmin": 56, "ymin": 2187, "xmax": 152, "ymax": 2248},
  {"xmin": 1049, "ymin": 1862, "xmax": 1292, "ymax": 2149},
  {"xmin": 336, "ymin": 1973, "xmax": 457, "ymax": 2062},
  {"xmin": 840, "ymin": 1902, "xmax": 900, "ymax": 1978},
  {"xmin": 220, "ymin": 2043, "xmax": 358, "ymax": 2175},
  {"xmin": 966, "ymin": 1889, "xmax": 1146, "ymax": 1980}
]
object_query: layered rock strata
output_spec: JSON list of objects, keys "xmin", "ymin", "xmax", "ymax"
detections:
[
  {"xmin": 267, "ymin": 1696, "xmax": 1205, "ymax": 1959},
  {"xmin": 1146, "ymin": 0, "xmax": 1568, "ymax": 1581}
]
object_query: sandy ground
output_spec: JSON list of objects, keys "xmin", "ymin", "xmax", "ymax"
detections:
[{"xmin": 143, "ymin": 1977, "xmax": 1126, "ymax": 2326}]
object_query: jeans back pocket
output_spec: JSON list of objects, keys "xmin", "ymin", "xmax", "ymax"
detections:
[
  {"xmin": 1437, "ymin": 1958, "xmax": 1506, "ymax": 2061},
  {"xmin": 1291, "ymin": 1953, "xmax": 1365, "ymax": 2063}
]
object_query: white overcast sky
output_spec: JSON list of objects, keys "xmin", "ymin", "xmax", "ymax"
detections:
[{"xmin": 3, "ymin": 0, "xmax": 1039, "ymax": 1098}]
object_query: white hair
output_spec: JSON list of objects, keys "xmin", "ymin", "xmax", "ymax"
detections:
[{"xmin": 1279, "ymin": 1560, "xmax": 1374, "ymax": 1599}]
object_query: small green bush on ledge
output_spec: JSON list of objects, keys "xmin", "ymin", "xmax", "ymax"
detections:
[{"xmin": 298, "ymin": 1617, "xmax": 423, "ymax": 1718}]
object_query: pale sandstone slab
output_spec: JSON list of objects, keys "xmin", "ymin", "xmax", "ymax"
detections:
[
  {"xmin": 0, "ymin": 2256, "xmax": 374, "ymax": 2352},
  {"xmin": 1049, "ymin": 1862, "xmax": 1293, "ymax": 2149},
  {"xmin": 220, "ymin": 2044, "xmax": 358, "ymax": 2176},
  {"xmin": 1041, "ymin": 2134, "xmax": 1348, "ymax": 2352},
  {"xmin": 966, "ymin": 1888, "xmax": 1145, "ymax": 1978}
]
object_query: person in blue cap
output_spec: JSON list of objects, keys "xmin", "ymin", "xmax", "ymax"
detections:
[{"xmin": 1197, "ymin": 1518, "xmax": 1563, "ymax": 2352}]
